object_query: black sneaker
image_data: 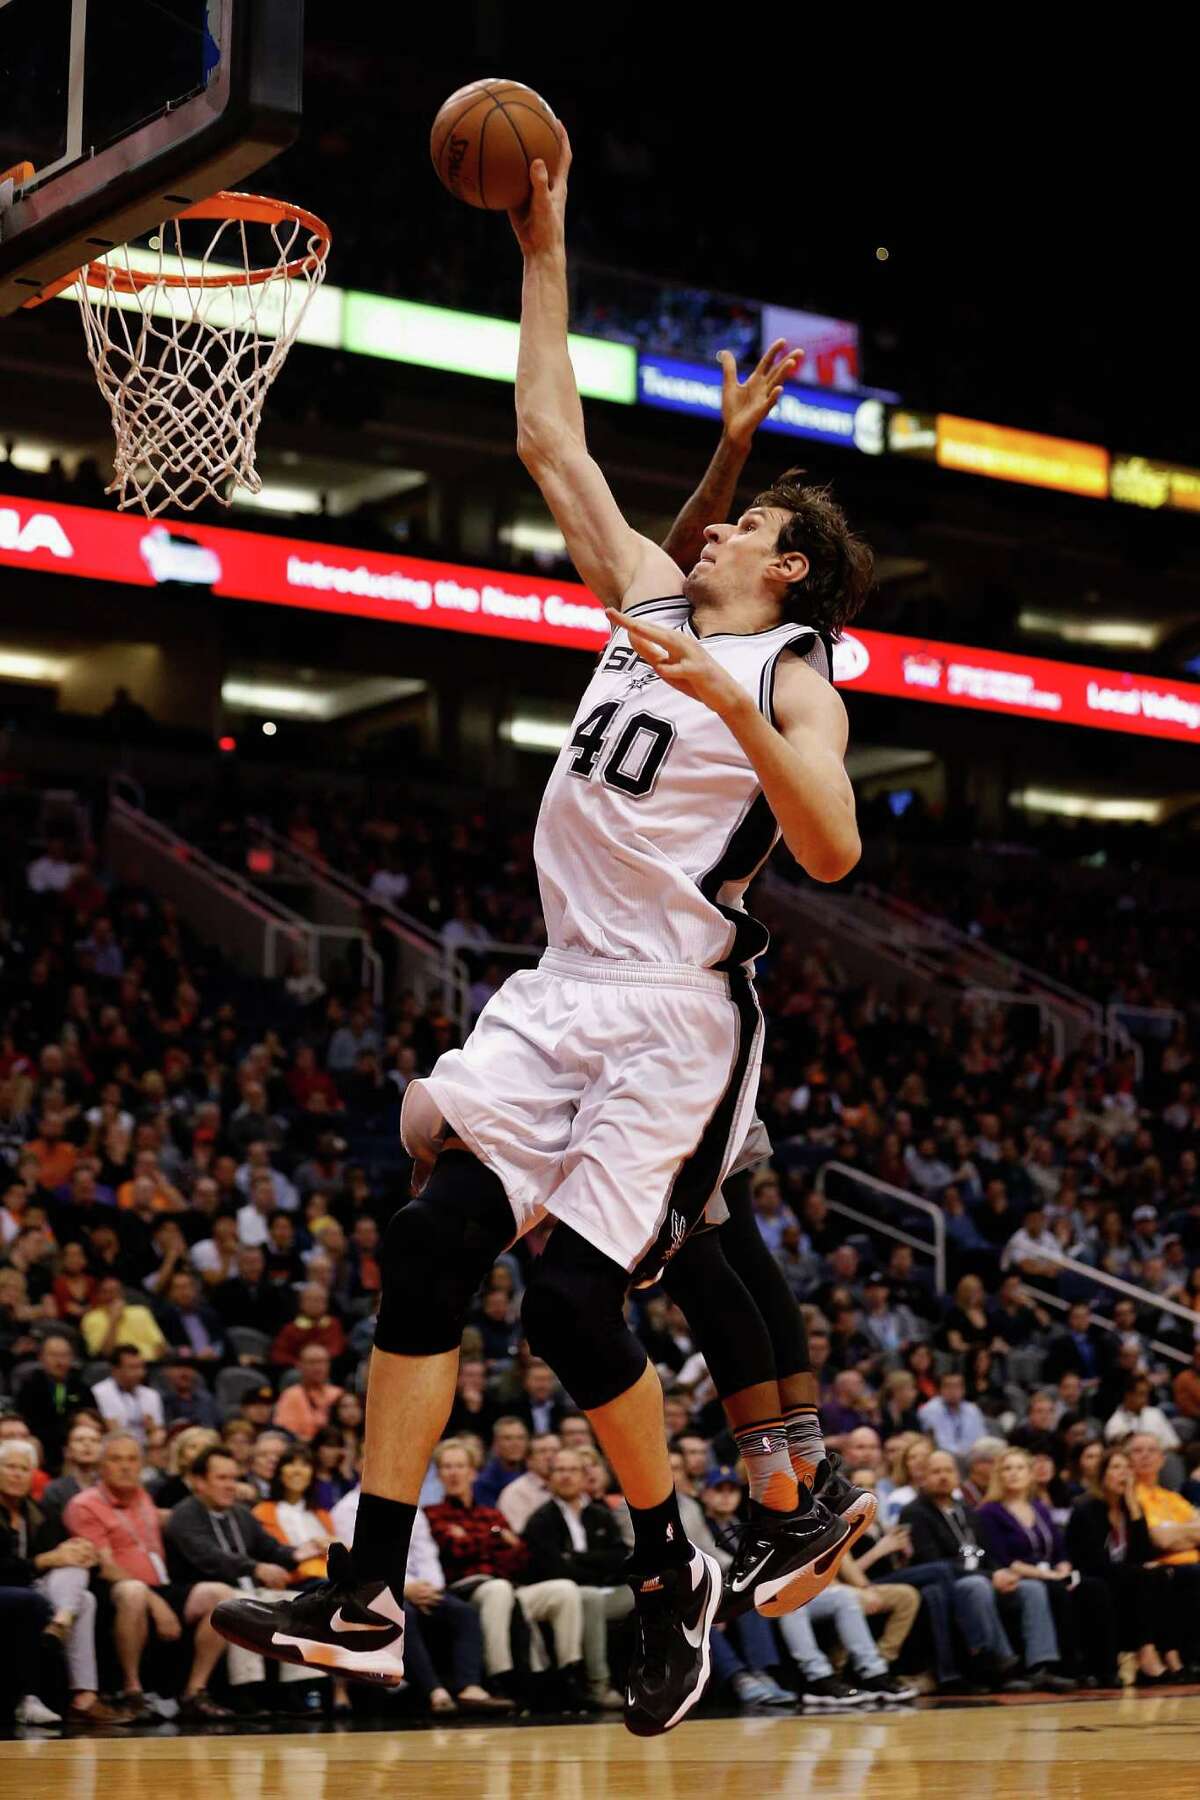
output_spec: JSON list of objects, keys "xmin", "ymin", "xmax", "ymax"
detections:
[
  {"xmin": 720, "ymin": 1498, "xmax": 850, "ymax": 1621},
  {"xmin": 860, "ymin": 1672, "xmax": 919, "ymax": 1703},
  {"xmin": 800, "ymin": 1676, "xmax": 876, "ymax": 1708},
  {"xmin": 212, "ymin": 1542, "xmax": 405, "ymax": 1685},
  {"xmin": 624, "ymin": 1548, "xmax": 723, "ymax": 1737},
  {"xmin": 813, "ymin": 1451, "xmax": 879, "ymax": 1555}
]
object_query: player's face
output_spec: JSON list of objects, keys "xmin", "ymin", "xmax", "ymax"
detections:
[{"xmin": 682, "ymin": 507, "xmax": 800, "ymax": 606}]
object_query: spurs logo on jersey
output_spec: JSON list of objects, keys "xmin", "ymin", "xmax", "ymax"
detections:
[{"xmin": 534, "ymin": 596, "xmax": 832, "ymax": 971}]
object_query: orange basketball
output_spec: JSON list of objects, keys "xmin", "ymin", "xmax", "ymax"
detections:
[{"xmin": 430, "ymin": 78, "xmax": 562, "ymax": 211}]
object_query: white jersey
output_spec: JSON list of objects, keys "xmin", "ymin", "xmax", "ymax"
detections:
[{"xmin": 534, "ymin": 596, "xmax": 831, "ymax": 969}]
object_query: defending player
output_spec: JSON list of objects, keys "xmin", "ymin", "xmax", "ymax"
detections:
[{"xmin": 213, "ymin": 135, "xmax": 870, "ymax": 1738}]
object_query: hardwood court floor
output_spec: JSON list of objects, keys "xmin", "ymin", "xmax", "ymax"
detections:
[{"xmin": 4, "ymin": 1695, "xmax": 1200, "ymax": 1800}]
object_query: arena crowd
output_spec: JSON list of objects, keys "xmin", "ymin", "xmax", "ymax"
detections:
[{"xmin": 2, "ymin": 794, "xmax": 1199, "ymax": 1730}]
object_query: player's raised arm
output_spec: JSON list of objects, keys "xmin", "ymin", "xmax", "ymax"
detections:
[
  {"xmin": 510, "ymin": 135, "xmax": 682, "ymax": 609},
  {"xmin": 660, "ymin": 340, "xmax": 803, "ymax": 574}
]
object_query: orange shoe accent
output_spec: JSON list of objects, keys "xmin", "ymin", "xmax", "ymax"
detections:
[{"xmin": 756, "ymin": 1492, "xmax": 878, "ymax": 1619}]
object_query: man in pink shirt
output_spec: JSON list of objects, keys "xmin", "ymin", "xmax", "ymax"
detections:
[
  {"xmin": 65, "ymin": 1431, "xmax": 235, "ymax": 1722},
  {"xmin": 272, "ymin": 1344, "xmax": 344, "ymax": 1442}
]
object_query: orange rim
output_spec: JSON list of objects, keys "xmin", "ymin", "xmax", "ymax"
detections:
[{"xmin": 80, "ymin": 191, "xmax": 331, "ymax": 294}]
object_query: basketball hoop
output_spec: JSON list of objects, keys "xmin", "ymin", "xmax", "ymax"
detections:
[{"xmin": 35, "ymin": 192, "xmax": 331, "ymax": 519}]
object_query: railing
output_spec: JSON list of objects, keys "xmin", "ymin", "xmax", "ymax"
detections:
[
  {"xmin": 1018, "ymin": 1243, "xmax": 1200, "ymax": 1338},
  {"xmin": 1019, "ymin": 1280, "xmax": 1191, "ymax": 1369},
  {"xmin": 963, "ymin": 985, "xmax": 1066, "ymax": 1063},
  {"xmin": 814, "ymin": 1162, "xmax": 947, "ymax": 1295},
  {"xmin": 1105, "ymin": 1003, "xmax": 1184, "ymax": 1045},
  {"xmin": 107, "ymin": 798, "xmax": 382, "ymax": 999},
  {"xmin": 857, "ymin": 881, "xmax": 1141, "ymax": 1070}
]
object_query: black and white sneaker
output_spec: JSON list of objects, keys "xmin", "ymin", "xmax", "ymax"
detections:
[
  {"xmin": 720, "ymin": 1498, "xmax": 850, "ymax": 1621},
  {"xmin": 860, "ymin": 1672, "xmax": 919, "ymax": 1703},
  {"xmin": 624, "ymin": 1547, "xmax": 723, "ymax": 1737},
  {"xmin": 813, "ymin": 1452, "xmax": 878, "ymax": 1555},
  {"xmin": 800, "ymin": 1676, "xmax": 876, "ymax": 1708},
  {"xmin": 212, "ymin": 1543, "xmax": 405, "ymax": 1685}
]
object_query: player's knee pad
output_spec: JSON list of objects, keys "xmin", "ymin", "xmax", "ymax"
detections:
[
  {"xmin": 522, "ymin": 1227, "xmax": 647, "ymax": 1411},
  {"xmin": 375, "ymin": 1150, "xmax": 514, "ymax": 1357}
]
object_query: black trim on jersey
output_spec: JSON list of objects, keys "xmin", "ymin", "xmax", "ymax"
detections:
[
  {"xmin": 755, "ymin": 626, "xmax": 820, "ymax": 723},
  {"xmin": 685, "ymin": 617, "xmax": 812, "ymax": 644},
  {"xmin": 630, "ymin": 968, "xmax": 762, "ymax": 1284},
  {"xmin": 698, "ymin": 790, "xmax": 778, "ymax": 969},
  {"xmin": 625, "ymin": 595, "xmax": 687, "ymax": 618}
]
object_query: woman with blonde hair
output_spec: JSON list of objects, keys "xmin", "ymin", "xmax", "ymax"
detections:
[
  {"xmin": 880, "ymin": 1436, "xmax": 932, "ymax": 1525},
  {"xmin": 149, "ymin": 1425, "xmax": 219, "ymax": 1507},
  {"xmin": 977, "ymin": 1447, "xmax": 1117, "ymax": 1687}
]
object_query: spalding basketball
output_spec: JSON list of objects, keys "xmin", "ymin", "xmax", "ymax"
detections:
[{"xmin": 430, "ymin": 79, "xmax": 562, "ymax": 211}]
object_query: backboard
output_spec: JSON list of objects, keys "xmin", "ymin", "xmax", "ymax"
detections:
[{"xmin": 0, "ymin": 0, "xmax": 304, "ymax": 316}]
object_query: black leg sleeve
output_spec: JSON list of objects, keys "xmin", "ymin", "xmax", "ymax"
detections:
[
  {"xmin": 717, "ymin": 1169, "xmax": 810, "ymax": 1378},
  {"xmin": 660, "ymin": 1223, "xmax": 777, "ymax": 1400}
]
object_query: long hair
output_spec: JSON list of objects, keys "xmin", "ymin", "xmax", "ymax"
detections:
[
  {"xmin": 752, "ymin": 469, "xmax": 874, "ymax": 638},
  {"xmin": 270, "ymin": 1444, "xmax": 315, "ymax": 1502},
  {"xmin": 983, "ymin": 1446, "xmax": 1034, "ymax": 1505}
]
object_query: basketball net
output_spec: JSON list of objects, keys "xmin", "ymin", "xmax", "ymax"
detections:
[{"xmin": 51, "ymin": 193, "xmax": 330, "ymax": 519}]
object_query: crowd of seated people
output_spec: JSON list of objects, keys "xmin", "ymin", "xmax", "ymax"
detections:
[{"xmin": 2, "ymin": 795, "xmax": 1200, "ymax": 1732}]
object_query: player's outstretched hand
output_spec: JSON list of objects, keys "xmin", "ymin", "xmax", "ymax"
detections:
[
  {"xmin": 719, "ymin": 338, "xmax": 803, "ymax": 449},
  {"xmin": 508, "ymin": 124, "xmax": 573, "ymax": 259},
  {"xmin": 605, "ymin": 608, "xmax": 745, "ymax": 721}
]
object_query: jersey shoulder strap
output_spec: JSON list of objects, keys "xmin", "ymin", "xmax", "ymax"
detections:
[{"xmin": 758, "ymin": 625, "xmax": 834, "ymax": 725}]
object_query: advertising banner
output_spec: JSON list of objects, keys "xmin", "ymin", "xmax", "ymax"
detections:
[{"xmin": 1, "ymin": 492, "xmax": 1197, "ymax": 744}]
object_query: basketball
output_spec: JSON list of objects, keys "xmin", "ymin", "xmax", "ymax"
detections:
[{"xmin": 430, "ymin": 78, "xmax": 562, "ymax": 211}]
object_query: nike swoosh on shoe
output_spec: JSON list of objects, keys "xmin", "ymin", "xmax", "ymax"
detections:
[
  {"xmin": 330, "ymin": 1606, "xmax": 393, "ymax": 1634},
  {"xmin": 728, "ymin": 1552, "xmax": 773, "ymax": 1594}
]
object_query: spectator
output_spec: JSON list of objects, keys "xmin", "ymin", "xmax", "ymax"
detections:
[
  {"xmin": 1104, "ymin": 1376, "xmax": 1181, "ymax": 1450},
  {"xmin": 236, "ymin": 1171, "xmax": 284, "ymax": 1249},
  {"xmin": 510, "ymin": 1360, "xmax": 566, "ymax": 1438},
  {"xmin": 272, "ymin": 1344, "xmax": 344, "ymax": 1442},
  {"xmin": 160, "ymin": 1269, "xmax": 225, "ymax": 1363},
  {"xmin": 1002, "ymin": 1204, "xmax": 1064, "ymax": 1280},
  {"xmin": 1065, "ymin": 1446, "xmax": 1182, "ymax": 1685},
  {"xmin": 859, "ymin": 1272, "xmax": 924, "ymax": 1358},
  {"xmin": 40, "ymin": 1416, "xmax": 104, "ymax": 1526},
  {"xmin": 1044, "ymin": 1301, "xmax": 1107, "ymax": 1385},
  {"xmin": 498, "ymin": 1432, "xmax": 561, "ymax": 1536},
  {"xmin": 778, "ymin": 1570, "xmax": 920, "ymax": 1705},
  {"xmin": 91, "ymin": 1345, "xmax": 165, "ymax": 1447},
  {"xmin": 0, "ymin": 1437, "xmax": 128, "ymax": 1725},
  {"xmin": 270, "ymin": 1282, "xmax": 347, "ymax": 1369},
  {"xmin": 901, "ymin": 1451, "xmax": 1052, "ymax": 1692},
  {"xmin": 989, "ymin": 1274, "xmax": 1046, "ymax": 1350},
  {"xmin": 81, "ymin": 1275, "xmax": 167, "ymax": 1364},
  {"xmin": 918, "ymin": 1369, "xmax": 988, "ymax": 1458},
  {"xmin": 50, "ymin": 1240, "xmax": 96, "ymax": 1324},
  {"xmin": 26, "ymin": 837, "xmax": 75, "ymax": 895},
  {"xmin": 160, "ymin": 1360, "xmax": 220, "ymax": 1430},
  {"xmin": 475, "ymin": 1418, "xmax": 533, "ymax": 1511},
  {"xmin": 14, "ymin": 1333, "xmax": 89, "ymax": 1474},
  {"xmin": 975, "ymin": 1446, "xmax": 1116, "ymax": 1687},
  {"xmin": 523, "ymin": 1448, "xmax": 632, "ymax": 1709},
  {"xmin": 235, "ymin": 1140, "xmax": 297, "ymax": 1212},
  {"xmin": 1010, "ymin": 1390, "xmax": 1060, "ymax": 1456},
  {"xmin": 425, "ymin": 1438, "xmax": 584, "ymax": 1702},
  {"xmin": 939, "ymin": 1276, "xmax": 993, "ymax": 1356},
  {"xmin": 65, "ymin": 1432, "xmax": 236, "ymax": 1721},
  {"xmin": 960, "ymin": 1437, "xmax": 1009, "ymax": 1510},
  {"xmin": 190, "ymin": 1214, "xmax": 241, "ymax": 1290},
  {"xmin": 698, "ymin": 1465, "xmax": 807, "ymax": 1708},
  {"xmin": 880, "ymin": 1436, "xmax": 934, "ymax": 1526},
  {"xmin": 1128, "ymin": 1433, "xmax": 1200, "ymax": 1605},
  {"xmin": 213, "ymin": 1246, "xmax": 296, "ymax": 1335},
  {"xmin": 251, "ymin": 1445, "xmax": 337, "ymax": 1581},
  {"xmin": 879, "ymin": 1369, "xmax": 922, "ymax": 1437},
  {"xmin": 821, "ymin": 1370, "xmax": 875, "ymax": 1444},
  {"xmin": 165, "ymin": 1444, "xmax": 297, "ymax": 1594},
  {"xmin": 445, "ymin": 1357, "xmax": 498, "ymax": 1443}
]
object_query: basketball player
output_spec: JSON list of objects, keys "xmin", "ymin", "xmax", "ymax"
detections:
[{"xmin": 214, "ymin": 135, "xmax": 870, "ymax": 1737}]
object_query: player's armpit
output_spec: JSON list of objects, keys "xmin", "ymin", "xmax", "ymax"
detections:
[{"xmin": 517, "ymin": 426, "xmax": 682, "ymax": 609}]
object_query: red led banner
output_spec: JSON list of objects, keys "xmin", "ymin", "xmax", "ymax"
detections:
[
  {"xmin": 834, "ymin": 630, "xmax": 1200, "ymax": 744},
  {"xmin": 1, "ymin": 492, "xmax": 1198, "ymax": 743}
]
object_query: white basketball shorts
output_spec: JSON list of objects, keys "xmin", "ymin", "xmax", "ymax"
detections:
[{"xmin": 403, "ymin": 946, "xmax": 764, "ymax": 1282}]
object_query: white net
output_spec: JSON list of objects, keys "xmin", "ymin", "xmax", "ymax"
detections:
[{"xmin": 71, "ymin": 200, "xmax": 329, "ymax": 519}]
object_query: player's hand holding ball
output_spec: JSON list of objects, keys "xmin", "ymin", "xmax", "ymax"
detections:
[
  {"xmin": 430, "ymin": 79, "xmax": 563, "ymax": 212},
  {"xmin": 508, "ymin": 125, "xmax": 573, "ymax": 261}
]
